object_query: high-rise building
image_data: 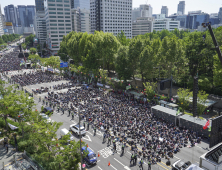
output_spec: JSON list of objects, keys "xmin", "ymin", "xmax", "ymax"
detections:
[
  {"xmin": 177, "ymin": 1, "xmax": 185, "ymax": 15},
  {"xmin": 4, "ymin": 4, "xmax": 19, "ymax": 27},
  {"xmin": 44, "ymin": 0, "xmax": 72, "ymax": 55},
  {"xmin": 1, "ymin": 14, "xmax": 5, "ymax": 29},
  {"xmin": 175, "ymin": 15, "xmax": 187, "ymax": 28},
  {"xmin": 71, "ymin": 0, "xmax": 90, "ymax": 10},
  {"xmin": 132, "ymin": 17, "xmax": 153, "ymax": 37},
  {"xmin": 71, "ymin": 8, "xmax": 91, "ymax": 33},
  {"xmin": 90, "ymin": 0, "xmax": 132, "ymax": 38},
  {"xmin": 209, "ymin": 13, "xmax": 220, "ymax": 25},
  {"xmin": 132, "ymin": 4, "xmax": 153, "ymax": 21},
  {"xmin": 218, "ymin": 7, "xmax": 222, "ymax": 24},
  {"xmin": 35, "ymin": 0, "xmax": 44, "ymax": 12},
  {"xmin": 161, "ymin": 6, "xmax": 168, "ymax": 17},
  {"xmin": 0, "ymin": 4, "xmax": 4, "ymax": 36},
  {"xmin": 186, "ymin": 11, "xmax": 209, "ymax": 29},
  {"xmin": 35, "ymin": 11, "xmax": 47, "ymax": 45},
  {"xmin": 17, "ymin": 5, "xmax": 26, "ymax": 27},
  {"xmin": 26, "ymin": 6, "xmax": 36, "ymax": 29}
]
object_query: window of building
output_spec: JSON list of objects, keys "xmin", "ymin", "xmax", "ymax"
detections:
[
  {"xmin": 52, "ymin": 43, "xmax": 58, "ymax": 44},
  {"xmin": 49, "ymin": 12, "xmax": 56, "ymax": 14},
  {"xmin": 58, "ymin": 24, "xmax": 64, "ymax": 26},
  {"xmin": 64, "ymin": 0, "xmax": 69, "ymax": 3},
  {"xmin": 66, "ymin": 31, "xmax": 71, "ymax": 33},
  {"xmin": 58, "ymin": 16, "xmax": 64, "ymax": 18},
  {"xmin": 58, "ymin": 20, "xmax": 64, "ymax": 22},
  {"xmin": 51, "ymin": 39, "xmax": 58, "ymax": 41},
  {"xmin": 51, "ymin": 35, "xmax": 58, "ymax": 37},
  {"xmin": 59, "ymin": 27, "xmax": 64, "ymax": 30},
  {"xmin": 49, "ymin": 16, "xmax": 56, "ymax": 18},
  {"xmin": 57, "ymin": 12, "xmax": 63, "ymax": 14},
  {"xmin": 52, "ymin": 46, "xmax": 58, "ymax": 48},
  {"xmin": 65, "ymin": 20, "xmax": 71, "ymax": 22},
  {"xmin": 48, "ymin": 0, "xmax": 55, "ymax": 2},
  {"xmin": 51, "ymin": 31, "xmax": 58, "ymax": 33},
  {"xmin": 65, "ymin": 24, "xmax": 71, "ymax": 26},
  {"xmin": 50, "ymin": 20, "xmax": 57, "ymax": 22},
  {"xmin": 48, "ymin": 4, "xmax": 55, "ymax": 6},
  {"xmin": 57, "ymin": 8, "xmax": 63, "ymax": 10},
  {"xmin": 66, "ymin": 27, "xmax": 71, "ymax": 30},
  {"xmin": 64, "ymin": 4, "xmax": 69, "ymax": 7},
  {"xmin": 64, "ymin": 8, "xmax": 70, "ymax": 11},
  {"xmin": 59, "ymin": 31, "xmax": 65, "ymax": 33},
  {"xmin": 56, "ymin": 0, "xmax": 63, "ymax": 2},
  {"xmin": 49, "ymin": 8, "xmax": 56, "ymax": 10},
  {"xmin": 59, "ymin": 39, "xmax": 63, "ymax": 41},
  {"xmin": 50, "ymin": 24, "xmax": 57, "ymax": 26},
  {"xmin": 57, "ymin": 4, "xmax": 63, "ymax": 6},
  {"xmin": 59, "ymin": 35, "xmax": 64, "ymax": 37},
  {"xmin": 65, "ymin": 16, "xmax": 70, "ymax": 18},
  {"xmin": 65, "ymin": 12, "xmax": 70, "ymax": 15},
  {"xmin": 51, "ymin": 27, "xmax": 57, "ymax": 30}
]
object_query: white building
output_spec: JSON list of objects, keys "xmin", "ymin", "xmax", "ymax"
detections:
[
  {"xmin": 0, "ymin": 4, "xmax": 4, "ymax": 36},
  {"xmin": 71, "ymin": 8, "xmax": 91, "ymax": 33},
  {"xmin": 153, "ymin": 15, "xmax": 180, "ymax": 32},
  {"xmin": 132, "ymin": 4, "xmax": 152, "ymax": 21},
  {"xmin": 35, "ymin": 11, "xmax": 47, "ymax": 45},
  {"xmin": 44, "ymin": 0, "xmax": 72, "ymax": 55},
  {"xmin": 90, "ymin": 0, "xmax": 132, "ymax": 38},
  {"xmin": 132, "ymin": 17, "xmax": 153, "ymax": 37}
]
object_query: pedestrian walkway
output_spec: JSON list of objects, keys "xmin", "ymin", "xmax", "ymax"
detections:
[{"xmin": 0, "ymin": 145, "xmax": 23, "ymax": 169}]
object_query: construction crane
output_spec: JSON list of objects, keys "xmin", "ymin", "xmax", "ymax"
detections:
[{"xmin": 202, "ymin": 22, "xmax": 222, "ymax": 65}]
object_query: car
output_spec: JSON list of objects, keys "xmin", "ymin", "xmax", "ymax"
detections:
[
  {"xmin": 172, "ymin": 160, "xmax": 192, "ymax": 170},
  {"xmin": 60, "ymin": 128, "xmax": 74, "ymax": 142},
  {"xmin": 82, "ymin": 147, "xmax": 97, "ymax": 166},
  {"xmin": 70, "ymin": 124, "xmax": 86, "ymax": 136},
  {"xmin": 42, "ymin": 107, "xmax": 53, "ymax": 114},
  {"xmin": 39, "ymin": 113, "xmax": 54, "ymax": 123}
]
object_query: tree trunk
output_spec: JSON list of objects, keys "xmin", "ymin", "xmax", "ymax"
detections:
[{"xmin": 4, "ymin": 116, "xmax": 8, "ymax": 131}]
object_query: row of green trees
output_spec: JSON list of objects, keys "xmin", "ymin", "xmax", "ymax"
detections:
[
  {"xmin": 0, "ymin": 79, "xmax": 85, "ymax": 170},
  {"xmin": 0, "ymin": 34, "xmax": 20, "ymax": 44},
  {"xmin": 58, "ymin": 28, "xmax": 222, "ymax": 96}
]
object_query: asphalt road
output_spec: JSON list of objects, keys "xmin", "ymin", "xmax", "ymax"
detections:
[
  {"xmin": 3, "ymin": 70, "xmax": 210, "ymax": 170},
  {"xmin": 27, "ymin": 84, "xmax": 209, "ymax": 170}
]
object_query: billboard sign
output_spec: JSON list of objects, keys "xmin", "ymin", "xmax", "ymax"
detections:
[
  {"xmin": 30, "ymin": 24, "xmax": 34, "ymax": 27},
  {"xmin": 33, "ymin": 38, "xmax": 38, "ymax": 43},
  {"xmin": 60, "ymin": 62, "xmax": 68, "ymax": 68},
  {"xmin": 5, "ymin": 22, "xmax": 12, "ymax": 26}
]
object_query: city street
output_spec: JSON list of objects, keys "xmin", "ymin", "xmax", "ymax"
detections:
[{"xmin": 25, "ymin": 83, "xmax": 210, "ymax": 170}]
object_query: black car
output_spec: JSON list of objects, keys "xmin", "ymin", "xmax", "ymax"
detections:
[{"xmin": 42, "ymin": 107, "xmax": 53, "ymax": 114}]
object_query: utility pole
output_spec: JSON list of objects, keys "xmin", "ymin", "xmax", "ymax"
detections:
[
  {"xmin": 78, "ymin": 108, "xmax": 83, "ymax": 170},
  {"xmin": 170, "ymin": 75, "xmax": 173, "ymax": 102}
]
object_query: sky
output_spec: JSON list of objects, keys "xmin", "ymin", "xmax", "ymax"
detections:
[{"xmin": 1, "ymin": 0, "xmax": 221, "ymax": 15}]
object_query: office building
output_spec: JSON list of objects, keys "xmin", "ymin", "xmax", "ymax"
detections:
[
  {"xmin": 44, "ymin": 0, "xmax": 72, "ymax": 55},
  {"xmin": 71, "ymin": 0, "xmax": 90, "ymax": 10},
  {"xmin": 35, "ymin": 11, "xmax": 47, "ymax": 44},
  {"xmin": 186, "ymin": 11, "xmax": 209, "ymax": 29},
  {"xmin": 161, "ymin": 6, "xmax": 168, "ymax": 17},
  {"xmin": 0, "ymin": 4, "xmax": 4, "ymax": 36},
  {"xmin": 175, "ymin": 15, "xmax": 187, "ymax": 28},
  {"xmin": 153, "ymin": 15, "xmax": 180, "ymax": 32},
  {"xmin": 1, "ymin": 14, "xmax": 5, "ymax": 29},
  {"xmin": 177, "ymin": 1, "xmax": 185, "ymax": 15},
  {"xmin": 35, "ymin": 0, "xmax": 44, "ymax": 12},
  {"xmin": 90, "ymin": 0, "xmax": 132, "ymax": 38},
  {"xmin": 132, "ymin": 4, "xmax": 152, "ymax": 21},
  {"xmin": 132, "ymin": 17, "xmax": 153, "ymax": 37},
  {"xmin": 209, "ymin": 13, "xmax": 220, "ymax": 25},
  {"xmin": 218, "ymin": 7, "xmax": 222, "ymax": 24},
  {"xmin": 4, "ymin": 4, "xmax": 19, "ymax": 27},
  {"xmin": 71, "ymin": 8, "xmax": 91, "ymax": 33}
]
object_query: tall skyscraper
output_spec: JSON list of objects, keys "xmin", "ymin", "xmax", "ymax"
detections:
[
  {"xmin": 218, "ymin": 7, "xmax": 222, "ymax": 24},
  {"xmin": 71, "ymin": 0, "xmax": 90, "ymax": 10},
  {"xmin": 17, "ymin": 5, "xmax": 26, "ymax": 27},
  {"xmin": 26, "ymin": 6, "xmax": 36, "ymax": 28},
  {"xmin": 186, "ymin": 11, "xmax": 209, "ymax": 29},
  {"xmin": 4, "ymin": 4, "xmax": 19, "ymax": 27},
  {"xmin": 161, "ymin": 6, "xmax": 168, "ymax": 17},
  {"xmin": 90, "ymin": 0, "xmax": 132, "ymax": 38},
  {"xmin": 44, "ymin": 0, "xmax": 72, "ymax": 55},
  {"xmin": 0, "ymin": 4, "xmax": 4, "ymax": 36},
  {"xmin": 132, "ymin": 4, "xmax": 153, "ymax": 21},
  {"xmin": 35, "ymin": 0, "xmax": 44, "ymax": 12},
  {"xmin": 177, "ymin": 1, "xmax": 185, "ymax": 15}
]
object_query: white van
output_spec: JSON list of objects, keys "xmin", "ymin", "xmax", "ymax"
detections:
[{"xmin": 60, "ymin": 128, "xmax": 74, "ymax": 142}]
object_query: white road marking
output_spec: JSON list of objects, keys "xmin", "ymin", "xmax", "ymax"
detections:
[
  {"xmin": 71, "ymin": 120, "xmax": 77, "ymax": 124},
  {"xmin": 98, "ymin": 166, "xmax": 103, "ymax": 170},
  {"xmin": 110, "ymin": 164, "xmax": 117, "ymax": 170},
  {"xmin": 82, "ymin": 135, "xmax": 92, "ymax": 142},
  {"xmin": 114, "ymin": 158, "xmax": 125, "ymax": 167},
  {"xmin": 87, "ymin": 131, "xmax": 93, "ymax": 136},
  {"xmin": 195, "ymin": 145, "xmax": 203, "ymax": 149},
  {"xmin": 97, "ymin": 160, "xmax": 100, "ymax": 163},
  {"xmin": 127, "ymin": 151, "xmax": 131, "ymax": 155},
  {"xmin": 196, "ymin": 161, "xmax": 199, "ymax": 164},
  {"xmin": 88, "ymin": 147, "xmax": 94, "ymax": 152},
  {"xmin": 174, "ymin": 156, "xmax": 180, "ymax": 159},
  {"xmin": 124, "ymin": 166, "xmax": 131, "ymax": 170},
  {"xmin": 117, "ymin": 152, "xmax": 120, "ymax": 154}
]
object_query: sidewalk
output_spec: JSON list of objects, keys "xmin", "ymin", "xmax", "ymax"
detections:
[{"xmin": 0, "ymin": 145, "xmax": 23, "ymax": 169}]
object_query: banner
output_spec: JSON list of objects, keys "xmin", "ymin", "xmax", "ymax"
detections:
[
  {"xmin": 8, "ymin": 123, "xmax": 18, "ymax": 130},
  {"xmin": 97, "ymin": 83, "xmax": 103, "ymax": 87},
  {"xmin": 126, "ymin": 85, "xmax": 131, "ymax": 90}
]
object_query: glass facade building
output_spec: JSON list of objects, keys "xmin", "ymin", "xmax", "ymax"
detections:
[
  {"xmin": 71, "ymin": 0, "xmax": 90, "ymax": 10},
  {"xmin": 186, "ymin": 13, "xmax": 209, "ymax": 29},
  {"xmin": 35, "ymin": 0, "xmax": 44, "ymax": 12}
]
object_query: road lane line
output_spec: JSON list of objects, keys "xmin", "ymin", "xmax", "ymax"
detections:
[
  {"xmin": 87, "ymin": 131, "xmax": 93, "ymax": 136},
  {"xmin": 88, "ymin": 147, "xmax": 94, "ymax": 152},
  {"xmin": 98, "ymin": 166, "xmax": 102, "ymax": 170},
  {"xmin": 114, "ymin": 158, "xmax": 125, "ymax": 166},
  {"xmin": 157, "ymin": 162, "xmax": 170, "ymax": 170},
  {"xmin": 174, "ymin": 155, "xmax": 180, "ymax": 159},
  {"xmin": 127, "ymin": 151, "xmax": 131, "ymax": 155},
  {"xmin": 97, "ymin": 160, "xmax": 100, "ymax": 163},
  {"xmin": 110, "ymin": 164, "xmax": 117, "ymax": 170}
]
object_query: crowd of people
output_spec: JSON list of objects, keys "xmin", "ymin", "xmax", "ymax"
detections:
[
  {"xmin": 11, "ymin": 71, "xmax": 63, "ymax": 86},
  {"xmin": 41, "ymin": 80, "xmax": 202, "ymax": 167},
  {"xmin": 0, "ymin": 51, "xmax": 25, "ymax": 73}
]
